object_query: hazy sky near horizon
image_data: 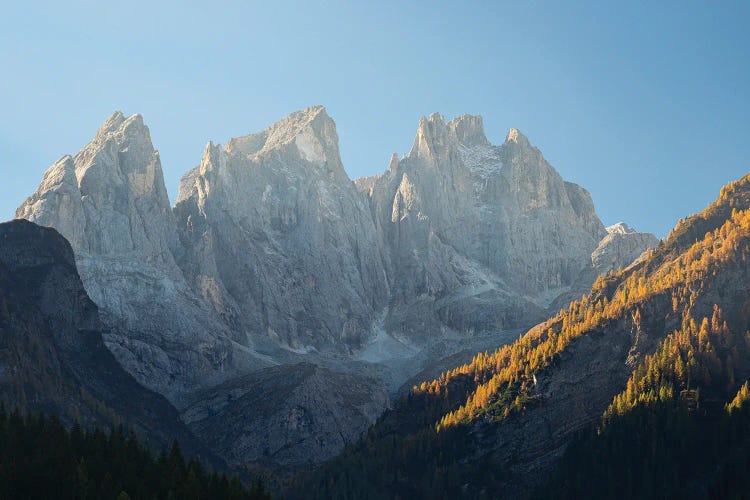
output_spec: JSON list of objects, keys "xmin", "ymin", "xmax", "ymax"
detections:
[{"xmin": 2, "ymin": 1, "xmax": 749, "ymax": 237}]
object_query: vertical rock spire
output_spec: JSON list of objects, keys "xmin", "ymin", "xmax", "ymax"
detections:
[
  {"xmin": 173, "ymin": 105, "xmax": 389, "ymax": 351},
  {"xmin": 16, "ymin": 111, "xmax": 255, "ymax": 401}
]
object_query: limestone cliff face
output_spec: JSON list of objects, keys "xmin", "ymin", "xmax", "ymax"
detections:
[
  {"xmin": 173, "ymin": 106, "xmax": 390, "ymax": 351},
  {"xmin": 17, "ymin": 112, "xmax": 178, "ymax": 265},
  {"xmin": 16, "ymin": 112, "xmax": 260, "ymax": 401},
  {"xmin": 592, "ymin": 222, "xmax": 660, "ymax": 273},
  {"xmin": 360, "ymin": 113, "xmax": 613, "ymax": 337}
]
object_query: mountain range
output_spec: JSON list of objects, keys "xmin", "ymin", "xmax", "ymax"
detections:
[{"xmin": 9, "ymin": 106, "xmax": 658, "ymax": 482}]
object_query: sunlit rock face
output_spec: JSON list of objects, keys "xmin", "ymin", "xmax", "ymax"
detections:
[
  {"xmin": 592, "ymin": 222, "xmax": 660, "ymax": 273},
  {"xmin": 173, "ymin": 106, "xmax": 390, "ymax": 352},
  {"xmin": 16, "ymin": 112, "xmax": 263, "ymax": 401},
  {"xmin": 359, "ymin": 113, "xmax": 628, "ymax": 338}
]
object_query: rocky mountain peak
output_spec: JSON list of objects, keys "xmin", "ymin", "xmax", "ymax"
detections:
[
  {"xmin": 224, "ymin": 105, "xmax": 338, "ymax": 168},
  {"xmin": 74, "ymin": 111, "xmax": 161, "ymax": 201},
  {"xmin": 361, "ymin": 112, "xmax": 646, "ymax": 337},
  {"xmin": 16, "ymin": 111, "xmax": 252, "ymax": 400},
  {"xmin": 119, "ymin": 113, "xmax": 148, "ymax": 137},
  {"xmin": 93, "ymin": 111, "xmax": 149, "ymax": 144},
  {"xmin": 504, "ymin": 127, "xmax": 532, "ymax": 149},
  {"xmin": 95, "ymin": 110, "xmax": 126, "ymax": 138},
  {"xmin": 199, "ymin": 141, "xmax": 226, "ymax": 172},
  {"xmin": 388, "ymin": 152, "xmax": 400, "ymax": 171},
  {"xmin": 409, "ymin": 113, "xmax": 492, "ymax": 162},
  {"xmin": 592, "ymin": 222, "xmax": 659, "ymax": 272},
  {"xmin": 606, "ymin": 222, "xmax": 636, "ymax": 234},
  {"xmin": 180, "ymin": 105, "xmax": 351, "ymax": 210},
  {"xmin": 18, "ymin": 111, "xmax": 172, "ymax": 260},
  {"xmin": 447, "ymin": 114, "xmax": 490, "ymax": 147},
  {"xmin": 173, "ymin": 105, "xmax": 389, "ymax": 352},
  {"xmin": 410, "ymin": 113, "xmax": 447, "ymax": 159}
]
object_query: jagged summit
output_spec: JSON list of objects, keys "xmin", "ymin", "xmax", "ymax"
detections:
[
  {"xmin": 17, "ymin": 110, "xmax": 254, "ymax": 400},
  {"xmin": 360, "ymin": 109, "xmax": 628, "ymax": 339},
  {"xmin": 406, "ymin": 114, "xmax": 541, "ymax": 173},
  {"xmin": 606, "ymin": 221, "xmax": 636, "ymax": 234},
  {"xmin": 592, "ymin": 221, "xmax": 659, "ymax": 272},
  {"xmin": 94, "ymin": 111, "xmax": 148, "ymax": 142},
  {"xmin": 504, "ymin": 127, "xmax": 532, "ymax": 149},
  {"xmin": 177, "ymin": 105, "xmax": 345, "ymax": 204},
  {"xmin": 448, "ymin": 114, "xmax": 490, "ymax": 146},
  {"xmin": 18, "ymin": 111, "xmax": 169, "ymax": 257},
  {"xmin": 224, "ymin": 105, "xmax": 336, "ymax": 164},
  {"xmin": 173, "ymin": 105, "xmax": 389, "ymax": 352},
  {"xmin": 388, "ymin": 152, "xmax": 400, "ymax": 170},
  {"xmin": 95, "ymin": 110, "xmax": 126, "ymax": 138},
  {"xmin": 410, "ymin": 113, "xmax": 444, "ymax": 158},
  {"xmin": 409, "ymin": 112, "xmax": 491, "ymax": 158}
]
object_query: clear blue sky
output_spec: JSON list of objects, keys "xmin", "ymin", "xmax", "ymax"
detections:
[{"xmin": 2, "ymin": 1, "xmax": 749, "ymax": 237}]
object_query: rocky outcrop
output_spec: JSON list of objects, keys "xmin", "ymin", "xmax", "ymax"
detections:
[
  {"xmin": 16, "ymin": 112, "xmax": 263, "ymax": 401},
  {"xmin": 0, "ymin": 220, "xmax": 219, "ymax": 461},
  {"xmin": 592, "ymin": 222, "xmax": 660, "ymax": 273},
  {"xmin": 182, "ymin": 363, "xmax": 389, "ymax": 469},
  {"xmin": 548, "ymin": 222, "xmax": 660, "ymax": 313},
  {"xmin": 173, "ymin": 106, "xmax": 389, "ymax": 351},
  {"xmin": 359, "ymin": 114, "xmax": 616, "ymax": 338}
]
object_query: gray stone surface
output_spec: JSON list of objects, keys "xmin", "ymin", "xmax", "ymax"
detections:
[
  {"xmin": 16, "ymin": 112, "xmax": 265, "ymax": 401},
  {"xmin": 182, "ymin": 363, "xmax": 389, "ymax": 468},
  {"xmin": 592, "ymin": 222, "xmax": 660, "ymax": 273},
  {"xmin": 173, "ymin": 106, "xmax": 390, "ymax": 352},
  {"xmin": 358, "ymin": 113, "xmax": 636, "ymax": 338}
]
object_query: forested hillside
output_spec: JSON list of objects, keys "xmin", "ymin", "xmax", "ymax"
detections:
[
  {"xmin": 0, "ymin": 408, "xmax": 269, "ymax": 499},
  {"xmin": 537, "ymin": 395, "xmax": 750, "ymax": 499}
]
